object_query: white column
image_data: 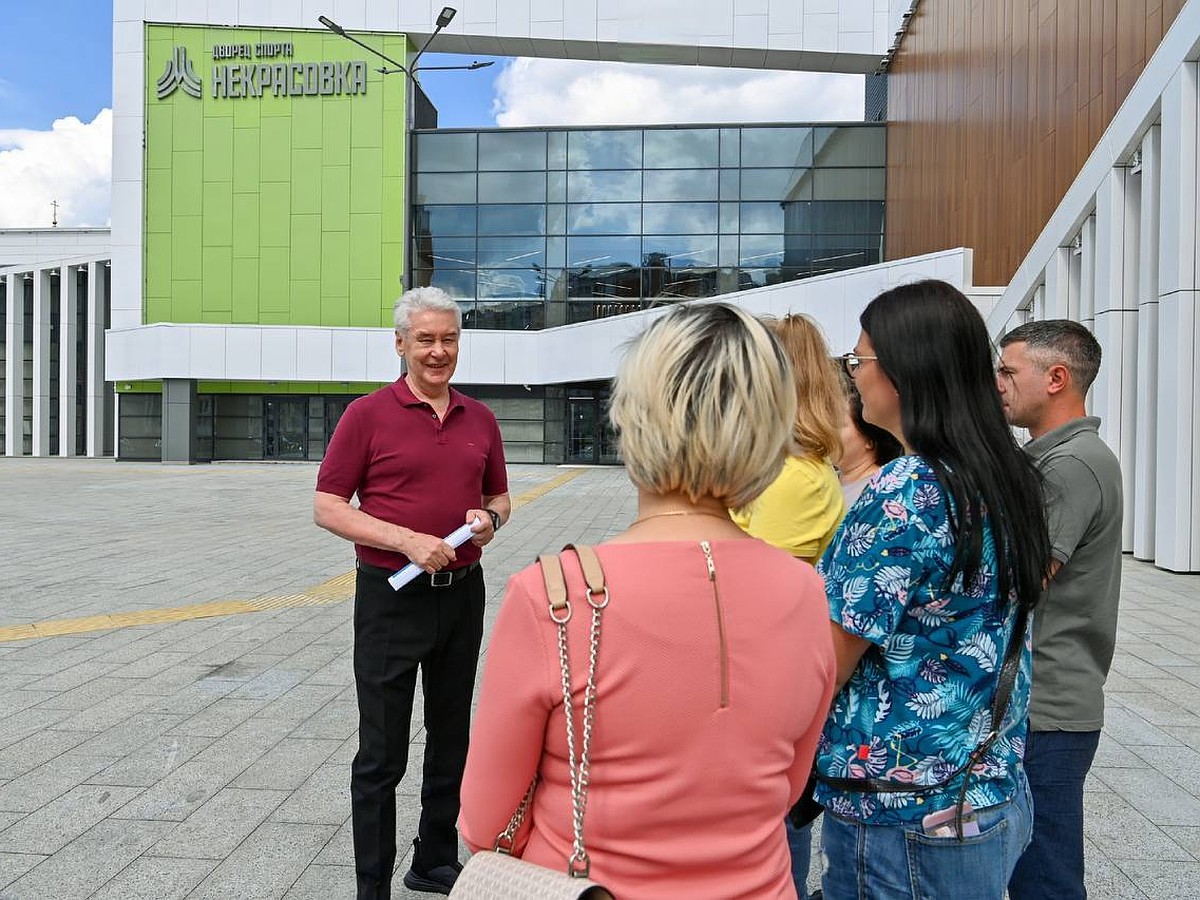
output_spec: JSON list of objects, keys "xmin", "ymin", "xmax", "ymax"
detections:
[
  {"xmin": 1133, "ymin": 127, "xmax": 1161, "ymax": 560},
  {"xmin": 30, "ymin": 269, "xmax": 51, "ymax": 456},
  {"xmin": 1042, "ymin": 248, "xmax": 1073, "ymax": 319},
  {"xmin": 1091, "ymin": 168, "xmax": 1140, "ymax": 551},
  {"xmin": 59, "ymin": 264, "xmax": 78, "ymax": 456},
  {"xmin": 4, "ymin": 272, "xmax": 25, "ymax": 457},
  {"xmin": 1078, "ymin": 215, "xmax": 1096, "ymax": 326},
  {"xmin": 86, "ymin": 261, "xmax": 106, "ymax": 457},
  {"xmin": 1154, "ymin": 61, "xmax": 1200, "ymax": 572}
]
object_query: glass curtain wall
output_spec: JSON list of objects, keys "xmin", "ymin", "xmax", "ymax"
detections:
[{"xmin": 412, "ymin": 124, "xmax": 885, "ymax": 329}]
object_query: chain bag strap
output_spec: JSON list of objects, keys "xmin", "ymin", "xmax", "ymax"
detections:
[{"xmin": 452, "ymin": 546, "xmax": 614, "ymax": 900}]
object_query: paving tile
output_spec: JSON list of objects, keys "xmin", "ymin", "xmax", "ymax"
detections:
[
  {"xmin": 170, "ymin": 698, "xmax": 268, "ymax": 737},
  {"xmin": 1083, "ymin": 791, "xmax": 1192, "ymax": 861},
  {"xmin": 1083, "ymin": 839, "xmax": 1148, "ymax": 900},
  {"xmin": 150, "ymin": 787, "xmax": 290, "ymax": 859},
  {"xmin": 2, "ymin": 818, "xmax": 171, "ymax": 900},
  {"xmin": 110, "ymin": 759, "xmax": 238, "ymax": 822},
  {"xmin": 1157, "ymin": 825, "xmax": 1200, "ymax": 861},
  {"xmin": 1096, "ymin": 766, "xmax": 1200, "ymax": 827},
  {"xmin": 0, "ymin": 784, "xmax": 142, "ymax": 854},
  {"xmin": 1114, "ymin": 859, "xmax": 1200, "ymax": 899},
  {"xmin": 289, "ymin": 701, "xmax": 357, "ymax": 742},
  {"xmin": 69, "ymin": 712, "xmax": 186, "ymax": 757},
  {"xmin": 281, "ymin": 862, "xmax": 355, "ymax": 900},
  {"xmin": 0, "ymin": 852, "xmax": 44, "ymax": 892},
  {"xmin": 0, "ymin": 754, "xmax": 120, "ymax": 814},
  {"xmin": 0, "ymin": 709, "xmax": 73, "ymax": 752},
  {"xmin": 91, "ymin": 733, "xmax": 218, "ymax": 788},
  {"xmin": 89, "ymin": 856, "xmax": 219, "ymax": 900},
  {"xmin": 49, "ymin": 692, "xmax": 162, "ymax": 734},
  {"xmin": 186, "ymin": 821, "xmax": 338, "ymax": 900},
  {"xmin": 0, "ymin": 729, "xmax": 94, "ymax": 781},
  {"xmin": 232, "ymin": 738, "xmax": 342, "ymax": 792},
  {"xmin": 270, "ymin": 764, "xmax": 349, "ymax": 825},
  {"xmin": 256, "ymin": 683, "xmax": 345, "ymax": 727}
]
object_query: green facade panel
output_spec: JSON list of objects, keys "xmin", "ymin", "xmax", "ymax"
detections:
[{"xmin": 144, "ymin": 24, "xmax": 409, "ymax": 329}]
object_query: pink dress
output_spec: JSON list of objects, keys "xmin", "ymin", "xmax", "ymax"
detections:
[{"xmin": 459, "ymin": 539, "xmax": 836, "ymax": 899}]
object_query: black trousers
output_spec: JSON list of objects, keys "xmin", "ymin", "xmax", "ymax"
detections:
[{"xmin": 350, "ymin": 563, "xmax": 486, "ymax": 900}]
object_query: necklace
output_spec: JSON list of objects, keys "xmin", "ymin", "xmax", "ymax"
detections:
[{"xmin": 632, "ymin": 509, "xmax": 731, "ymax": 525}]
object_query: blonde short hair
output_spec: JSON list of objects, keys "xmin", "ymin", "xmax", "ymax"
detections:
[
  {"xmin": 768, "ymin": 314, "xmax": 845, "ymax": 460},
  {"xmin": 609, "ymin": 303, "xmax": 795, "ymax": 509}
]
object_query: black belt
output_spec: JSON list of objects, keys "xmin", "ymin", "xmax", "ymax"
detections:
[{"xmin": 358, "ymin": 560, "xmax": 480, "ymax": 590}]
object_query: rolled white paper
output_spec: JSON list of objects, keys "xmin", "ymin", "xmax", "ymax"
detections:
[{"xmin": 388, "ymin": 517, "xmax": 482, "ymax": 591}]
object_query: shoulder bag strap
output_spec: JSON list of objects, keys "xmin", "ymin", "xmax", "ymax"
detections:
[{"xmin": 818, "ymin": 602, "xmax": 1029, "ymax": 796}]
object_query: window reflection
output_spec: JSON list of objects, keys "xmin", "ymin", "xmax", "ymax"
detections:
[
  {"xmin": 568, "ymin": 171, "xmax": 641, "ymax": 203},
  {"xmin": 415, "ymin": 132, "xmax": 477, "ymax": 172},
  {"xmin": 411, "ymin": 124, "xmax": 886, "ymax": 330},
  {"xmin": 642, "ymin": 203, "xmax": 718, "ymax": 234},
  {"xmin": 414, "ymin": 173, "xmax": 476, "ymax": 204},
  {"xmin": 568, "ymin": 130, "xmax": 642, "ymax": 169},
  {"xmin": 741, "ymin": 127, "xmax": 813, "ymax": 168},
  {"xmin": 479, "ymin": 131, "xmax": 547, "ymax": 171},
  {"xmin": 477, "ymin": 237, "xmax": 545, "ymax": 268},
  {"xmin": 643, "ymin": 169, "xmax": 719, "ymax": 202},
  {"xmin": 479, "ymin": 171, "xmax": 546, "ymax": 204},
  {"xmin": 478, "ymin": 205, "xmax": 545, "ymax": 235},
  {"xmin": 643, "ymin": 129, "xmax": 719, "ymax": 168},
  {"xmin": 568, "ymin": 204, "xmax": 642, "ymax": 235},
  {"xmin": 413, "ymin": 236, "xmax": 475, "ymax": 269},
  {"xmin": 414, "ymin": 205, "xmax": 475, "ymax": 237}
]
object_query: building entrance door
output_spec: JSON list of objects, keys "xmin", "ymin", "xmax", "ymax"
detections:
[
  {"xmin": 264, "ymin": 397, "xmax": 308, "ymax": 460},
  {"xmin": 565, "ymin": 387, "xmax": 619, "ymax": 465}
]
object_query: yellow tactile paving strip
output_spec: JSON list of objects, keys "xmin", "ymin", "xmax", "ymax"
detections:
[{"xmin": 0, "ymin": 467, "xmax": 586, "ymax": 644}]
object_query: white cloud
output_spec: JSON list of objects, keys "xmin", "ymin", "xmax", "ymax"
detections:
[
  {"xmin": 493, "ymin": 59, "xmax": 863, "ymax": 127},
  {"xmin": 0, "ymin": 109, "xmax": 112, "ymax": 228}
]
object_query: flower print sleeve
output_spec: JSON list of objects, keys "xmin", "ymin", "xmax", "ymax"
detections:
[{"xmin": 817, "ymin": 456, "xmax": 942, "ymax": 646}]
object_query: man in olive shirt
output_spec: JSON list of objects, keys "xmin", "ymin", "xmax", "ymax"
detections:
[{"xmin": 997, "ymin": 320, "xmax": 1123, "ymax": 900}]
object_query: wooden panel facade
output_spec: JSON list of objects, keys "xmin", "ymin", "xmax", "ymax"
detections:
[{"xmin": 885, "ymin": 0, "xmax": 1186, "ymax": 286}]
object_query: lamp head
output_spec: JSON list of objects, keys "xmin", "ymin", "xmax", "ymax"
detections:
[
  {"xmin": 317, "ymin": 15, "xmax": 345, "ymax": 35},
  {"xmin": 436, "ymin": 7, "xmax": 456, "ymax": 28}
]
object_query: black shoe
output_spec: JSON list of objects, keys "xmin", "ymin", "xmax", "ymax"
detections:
[
  {"xmin": 809, "ymin": 891, "xmax": 824, "ymax": 900},
  {"xmin": 402, "ymin": 862, "xmax": 461, "ymax": 895}
]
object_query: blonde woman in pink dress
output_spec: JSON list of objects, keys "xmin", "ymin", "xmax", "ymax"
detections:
[{"xmin": 459, "ymin": 302, "xmax": 837, "ymax": 899}]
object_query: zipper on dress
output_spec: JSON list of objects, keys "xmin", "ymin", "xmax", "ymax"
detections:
[{"xmin": 700, "ymin": 541, "xmax": 730, "ymax": 709}]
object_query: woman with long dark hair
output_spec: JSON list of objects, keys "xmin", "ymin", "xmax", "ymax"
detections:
[{"xmin": 814, "ymin": 280, "xmax": 1050, "ymax": 900}]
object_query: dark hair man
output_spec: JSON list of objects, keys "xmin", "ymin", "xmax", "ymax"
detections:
[
  {"xmin": 315, "ymin": 286, "xmax": 510, "ymax": 898},
  {"xmin": 998, "ymin": 319, "xmax": 1123, "ymax": 900}
]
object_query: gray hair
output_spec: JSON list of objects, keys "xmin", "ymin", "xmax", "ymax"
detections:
[
  {"xmin": 1000, "ymin": 319, "xmax": 1102, "ymax": 394},
  {"xmin": 393, "ymin": 286, "xmax": 462, "ymax": 334}
]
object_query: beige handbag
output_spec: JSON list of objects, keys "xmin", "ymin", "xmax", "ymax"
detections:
[{"xmin": 450, "ymin": 545, "xmax": 615, "ymax": 900}]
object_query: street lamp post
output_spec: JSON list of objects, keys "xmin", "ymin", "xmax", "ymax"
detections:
[{"xmin": 319, "ymin": 8, "xmax": 491, "ymax": 291}]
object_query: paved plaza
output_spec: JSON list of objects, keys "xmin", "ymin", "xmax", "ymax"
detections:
[{"xmin": 0, "ymin": 458, "xmax": 1199, "ymax": 898}]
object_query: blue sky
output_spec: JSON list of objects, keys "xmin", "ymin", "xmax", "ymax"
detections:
[{"xmin": 0, "ymin": 0, "xmax": 500, "ymax": 131}]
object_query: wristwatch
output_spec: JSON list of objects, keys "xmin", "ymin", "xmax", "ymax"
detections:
[{"xmin": 487, "ymin": 509, "xmax": 502, "ymax": 532}]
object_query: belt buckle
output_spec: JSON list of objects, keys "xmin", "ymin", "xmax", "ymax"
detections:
[{"xmin": 430, "ymin": 570, "xmax": 453, "ymax": 588}]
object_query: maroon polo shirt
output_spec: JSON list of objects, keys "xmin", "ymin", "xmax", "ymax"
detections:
[{"xmin": 316, "ymin": 378, "xmax": 509, "ymax": 571}]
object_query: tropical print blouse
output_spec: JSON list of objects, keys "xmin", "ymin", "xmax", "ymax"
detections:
[{"xmin": 812, "ymin": 455, "xmax": 1031, "ymax": 826}]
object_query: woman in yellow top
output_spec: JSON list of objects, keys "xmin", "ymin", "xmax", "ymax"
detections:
[
  {"xmin": 731, "ymin": 312, "xmax": 845, "ymax": 900},
  {"xmin": 731, "ymin": 313, "xmax": 846, "ymax": 565}
]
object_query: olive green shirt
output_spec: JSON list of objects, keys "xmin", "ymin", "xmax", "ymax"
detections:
[{"xmin": 1025, "ymin": 416, "xmax": 1123, "ymax": 731}]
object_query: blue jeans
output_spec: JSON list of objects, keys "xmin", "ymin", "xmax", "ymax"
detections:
[
  {"xmin": 786, "ymin": 817, "xmax": 815, "ymax": 895},
  {"xmin": 820, "ymin": 772, "xmax": 1033, "ymax": 900},
  {"xmin": 1007, "ymin": 730, "xmax": 1100, "ymax": 900}
]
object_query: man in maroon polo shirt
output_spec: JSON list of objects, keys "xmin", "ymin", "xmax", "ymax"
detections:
[{"xmin": 314, "ymin": 286, "xmax": 510, "ymax": 899}]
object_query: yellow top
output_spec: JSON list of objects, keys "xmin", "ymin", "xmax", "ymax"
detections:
[{"xmin": 731, "ymin": 455, "xmax": 846, "ymax": 563}]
